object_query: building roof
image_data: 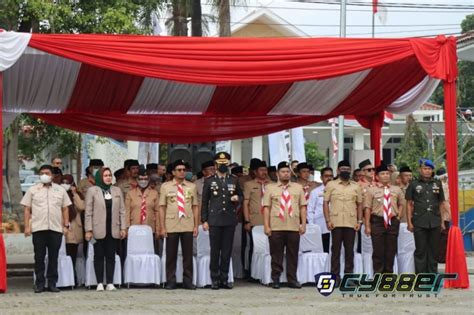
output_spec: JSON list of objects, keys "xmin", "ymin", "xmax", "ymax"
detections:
[
  {"xmin": 458, "ymin": 31, "xmax": 474, "ymax": 62},
  {"xmin": 419, "ymin": 102, "xmax": 442, "ymax": 110}
]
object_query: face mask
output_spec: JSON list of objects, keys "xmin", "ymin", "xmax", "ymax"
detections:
[
  {"xmin": 40, "ymin": 174, "xmax": 52, "ymax": 184},
  {"xmin": 137, "ymin": 180, "xmax": 149, "ymax": 188},
  {"xmin": 61, "ymin": 183, "xmax": 71, "ymax": 191},
  {"xmin": 92, "ymin": 168, "xmax": 99, "ymax": 176},
  {"xmin": 339, "ymin": 171, "xmax": 351, "ymax": 181},
  {"xmin": 218, "ymin": 165, "xmax": 228, "ymax": 174},
  {"xmin": 185, "ymin": 172, "xmax": 193, "ymax": 181},
  {"xmin": 309, "ymin": 175, "xmax": 314, "ymax": 182}
]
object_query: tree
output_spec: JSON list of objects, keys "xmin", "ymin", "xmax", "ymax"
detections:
[
  {"xmin": 395, "ymin": 115, "xmax": 429, "ymax": 176},
  {"xmin": 304, "ymin": 142, "xmax": 327, "ymax": 170}
]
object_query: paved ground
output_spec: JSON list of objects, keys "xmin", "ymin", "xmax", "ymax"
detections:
[{"xmin": 0, "ymin": 276, "xmax": 473, "ymax": 315}]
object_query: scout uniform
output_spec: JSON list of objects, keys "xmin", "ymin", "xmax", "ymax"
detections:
[
  {"xmin": 324, "ymin": 170, "xmax": 363, "ymax": 278},
  {"xmin": 21, "ymin": 182, "xmax": 72, "ymax": 291},
  {"xmin": 159, "ymin": 162, "xmax": 198, "ymax": 288},
  {"xmin": 78, "ymin": 159, "xmax": 104, "ymax": 195},
  {"xmin": 201, "ymin": 152, "xmax": 243, "ymax": 288},
  {"xmin": 263, "ymin": 162, "xmax": 307, "ymax": 287},
  {"xmin": 405, "ymin": 159, "xmax": 445, "ymax": 273},
  {"xmin": 125, "ymin": 187, "xmax": 160, "ymax": 242},
  {"xmin": 296, "ymin": 162, "xmax": 319, "ymax": 202},
  {"xmin": 364, "ymin": 165, "xmax": 405, "ymax": 274}
]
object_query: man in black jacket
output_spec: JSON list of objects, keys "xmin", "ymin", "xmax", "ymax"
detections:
[{"xmin": 201, "ymin": 152, "xmax": 243, "ymax": 289}]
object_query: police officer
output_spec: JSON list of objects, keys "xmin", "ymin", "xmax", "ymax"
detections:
[
  {"xmin": 406, "ymin": 159, "xmax": 446, "ymax": 274},
  {"xmin": 263, "ymin": 161, "xmax": 307, "ymax": 289},
  {"xmin": 159, "ymin": 160, "xmax": 199, "ymax": 290},
  {"xmin": 201, "ymin": 152, "xmax": 243, "ymax": 290},
  {"xmin": 364, "ymin": 164, "xmax": 405, "ymax": 274},
  {"xmin": 324, "ymin": 160, "xmax": 363, "ymax": 285}
]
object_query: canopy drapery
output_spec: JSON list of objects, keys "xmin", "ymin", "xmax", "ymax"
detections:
[{"xmin": 0, "ymin": 31, "xmax": 468, "ymax": 291}]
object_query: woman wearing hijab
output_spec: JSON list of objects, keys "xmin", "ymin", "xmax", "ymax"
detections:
[
  {"xmin": 85, "ymin": 167, "xmax": 126, "ymax": 291},
  {"xmin": 61, "ymin": 174, "xmax": 85, "ymax": 283}
]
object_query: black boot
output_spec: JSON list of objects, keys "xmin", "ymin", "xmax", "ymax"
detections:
[{"xmin": 272, "ymin": 278, "xmax": 280, "ymax": 289}]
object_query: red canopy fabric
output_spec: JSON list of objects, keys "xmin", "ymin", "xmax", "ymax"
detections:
[{"xmin": 0, "ymin": 32, "xmax": 468, "ymax": 289}]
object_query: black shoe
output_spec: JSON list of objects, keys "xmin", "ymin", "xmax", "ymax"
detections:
[
  {"xmin": 47, "ymin": 286, "xmax": 60, "ymax": 293},
  {"xmin": 288, "ymin": 281, "xmax": 302, "ymax": 289},
  {"xmin": 165, "ymin": 282, "xmax": 177, "ymax": 290},
  {"xmin": 272, "ymin": 279, "xmax": 280, "ymax": 289},
  {"xmin": 34, "ymin": 285, "xmax": 45, "ymax": 294},
  {"xmin": 220, "ymin": 281, "xmax": 233, "ymax": 289},
  {"xmin": 183, "ymin": 283, "xmax": 196, "ymax": 290},
  {"xmin": 211, "ymin": 280, "xmax": 220, "ymax": 290}
]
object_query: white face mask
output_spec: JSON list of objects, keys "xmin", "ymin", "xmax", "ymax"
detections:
[
  {"xmin": 309, "ymin": 175, "xmax": 315, "ymax": 182},
  {"xmin": 92, "ymin": 168, "xmax": 99, "ymax": 176},
  {"xmin": 40, "ymin": 174, "xmax": 52, "ymax": 184},
  {"xmin": 61, "ymin": 183, "xmax": 71, "ymax": 191},
  {"xmin": 137, "ymin": 180, "xmax": 149, "ymax": 188}
]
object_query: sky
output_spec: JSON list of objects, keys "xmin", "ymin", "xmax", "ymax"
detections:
[{"xmin": 160, "ymin": 0, "xmax": 474, "ymax": 38}]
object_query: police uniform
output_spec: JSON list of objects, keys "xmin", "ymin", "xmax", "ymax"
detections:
[
  {"xmin": 125, "ymin": 187, "xmax": 160, "ymax": 253},
  {"xmin": 324, "ymin": 172, "xmax": 363, "ymax": 277},
  {"xmin": 159, "ymin": 162, "xmax": 199, "ymax": 288},
  {"xmin": 405, "ymin": 159, "xmax": 445, "ymax": 273},
  {"xmin": 201, "ymin": 152, "xmax": 243, "ymax": 288},
  {"xmin": 263, "ymin": 162, "xmax": 306, "ymax": 287},
  {"xmin": 364, "ymin": 165, "xmax": 405, "ymax": 274}
]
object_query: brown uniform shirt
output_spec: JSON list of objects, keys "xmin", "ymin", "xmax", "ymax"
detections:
[
  {"xmin": 238, "ymin": 174, "xmax": 253, "ymax": 192},
  {"xmin": 77, "ymin": 177, "xmax": 94, "ymax": 195},
  {"xmin": 398, "ymin": 184, "xmax": 409, "ymax": 223},
  {"xmin": 364, "ymin": 184, "xmax": 404, "ymax": 218},
  {"xmin": 324, "ymin": 179, "xmax": 363, "ymax": 228},
  {"xmin": 125, "ymin": 187, "xmax": 160, "ymax": 233},
  {"xmin": 159, "ymin": 180, "xmax": 198, "ymax": 233},
  {"xmin": 263, "ymin": 182, "xmax": 307, "ymax": 232},
  {"xmin": 244, "ymin": 179, "xmax": 272, "ymax": 226},
  {"xmin": 66, "ymin": 192, "xmax": 85, "ymax": 244},
  {"xmin": 116, "ymin": 178, "xmax": 138, "ymax": 199}
]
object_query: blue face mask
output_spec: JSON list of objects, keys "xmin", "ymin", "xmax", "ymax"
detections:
[{"xmin": 185, "ymin": 172, "xmax": 193, "ymax": 181}]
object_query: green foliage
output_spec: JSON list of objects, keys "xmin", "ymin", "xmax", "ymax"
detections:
[
  {"xmin": 395, "ymin": 115, "xmax": 428, "ymax": 176},
  {"xmin": 304, "ymin": 142, "xmax": 326, "ymax": 170}
]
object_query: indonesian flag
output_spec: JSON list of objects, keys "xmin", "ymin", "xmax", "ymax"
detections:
[
  {"xmin": 373, "ymin": 0, "xmax": 388, "ymax": 25},
  {"xmin": 331, "ymin": 120, "xmax": 338, "ymax": 158}
]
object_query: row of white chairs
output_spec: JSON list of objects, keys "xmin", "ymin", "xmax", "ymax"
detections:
[{"xmin": 38, "ymin": 222, "xmax": 415, "ymax": 288}]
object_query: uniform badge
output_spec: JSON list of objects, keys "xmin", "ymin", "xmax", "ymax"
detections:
[
  {"xmin": 432, "ymin": 183, "xmax": 440, "ymax": 194},
  {"xmin": 415, "ymin": 185, "xmax": 423, "ymax": 193}
]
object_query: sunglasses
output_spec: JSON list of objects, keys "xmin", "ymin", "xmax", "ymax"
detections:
[{"xmin": 363, "ymin": 168, "xmax": 375, "ymax": 172}]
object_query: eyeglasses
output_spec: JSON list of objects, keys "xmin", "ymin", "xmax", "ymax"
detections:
[
  {"xmin": 364, "ymin": 168, "xmax": 375, "ymax": 172},
  {"xmin": 175, "ymin": 168, "xmax": 186, "ymax": 172}
]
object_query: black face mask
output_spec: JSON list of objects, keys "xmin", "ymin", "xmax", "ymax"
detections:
[
  {"xmin": 218, "ymin": 164, "xmax": 228, "ymax": 174},
  {"xmin": 339, "ymin": 171, "xmax": 351, "ymax": 180}
]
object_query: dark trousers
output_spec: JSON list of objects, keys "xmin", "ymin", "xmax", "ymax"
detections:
[
  {"xmin": 322, "ymin": 233, "xmax": 330, "ymax": 253},
  {"xmin": 242, "ymin": 224, "xmax": 248, "ymax": 275},
  {"xmin": 438, "ymin": 221, "xmax": 450, "ymax": 263},
  {"xmin": 33, "ymin": 230, "xmax": 62, "ymax": 288},
  {"xmin": 371, "ymin": 216, "xmax": 399, "ymax": 273},
  {"xmin": 166, "ymin": 232, "xmax": 193, "ymax": 285},
  {"xmin": 94, "ymin": 235, "xmax": 117, "ymax": 284},
  {"xmin": 66, "ymin": 243, "xmax": 78, "ymax": 282},
  {"xmin": 331, "ymin": 227, "xmax": 355, "ymax": 277},
  {"xmin": 414, "ymin": 225, "xmax": 440, "ymax": 273},
  {"xmin": 209, "ymin": 225, "xmax": 236, "ymax": 282},
  {"xmin": 269, "ymin": 231, "xmax": 300, "ymax": 283}
]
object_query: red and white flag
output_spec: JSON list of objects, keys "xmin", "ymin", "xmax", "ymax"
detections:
[{"xmin": 373, "ymin": 0, "xmax": 388, "ymax": 25}]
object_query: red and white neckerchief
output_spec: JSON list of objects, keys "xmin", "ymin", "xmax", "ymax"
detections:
[
  {"xmin": 257, "ymin": 180, "xmax": 267, "ymax": 215},
  {"xmin": 177, "ymin": 183, "xmax": 187, "ymax": 218},
  {"xmin": 140, "ymin": 191, "xmax": 147, "ymax": 224},
  {"xmin": 383, "ymin": 185, "xmax": 394, "ymax": 229},
  {"xmin": 279, "ymin": 184, "xmax": 293, "ymax": 221},
  {"xmin": 303, "ymin": 184, "xmax": 310, "ymax": 201}
]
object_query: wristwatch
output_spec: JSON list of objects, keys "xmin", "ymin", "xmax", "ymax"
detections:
[{"xmin": 357, "ymin": 220, "xmax": 363, "ymax": 224}]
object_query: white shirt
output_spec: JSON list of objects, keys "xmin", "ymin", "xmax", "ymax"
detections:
[{"xmin": 307, "ymin": 184, "xmax": 329, "ymax": 234}]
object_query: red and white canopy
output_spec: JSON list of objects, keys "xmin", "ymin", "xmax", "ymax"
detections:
[{"xmin": 0, "ymin": 32, "xmax": 452, "ymax": 143}]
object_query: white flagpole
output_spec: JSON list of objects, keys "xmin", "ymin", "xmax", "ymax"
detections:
[{"xmin": 337, "ymin": 0, "xmax": 347, "ymax": 163}]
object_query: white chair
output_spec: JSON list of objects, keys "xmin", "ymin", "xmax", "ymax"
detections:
[
  {"xmin": 196, "ymin": 225, "xmax": 234, "ymax": 287},
  {"xmin": 124, "ymin": 225, "xmax": 161, "ymax": 286},
  {"xmin": 75, "ymin": 243, "xmax": 86, "ymax": 286},
  {"xmin": 250, "ymin": 226, "xmax": 287, "ymax": 285},
  {"xmin": 325, "ymin": 232, "xmax": 363, "ymax": 278},
  {"xmin": 397, "ymin": 223, "xmax": 415, "ymax": 273},
  {"xmin": 33, "ymin": 236, "xmax": 75, "ymax": 288},
  {"xmin": 297, "ymin": 225, "xmax": 328, "ymax": 284},
  {"xmin": 231, "ymin": 223, "xmax": 244, "ymax": 279},
  {"xmin": 361, "ymin": 224, "xmax": 399, "ymax": 278},
  {"xmin": 85, "ymin": 240, "xmax": 122, "ymax": 287},
  {"xmin": 161, "ymin": 237, "xmax": 197, "ymax": 285}
]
